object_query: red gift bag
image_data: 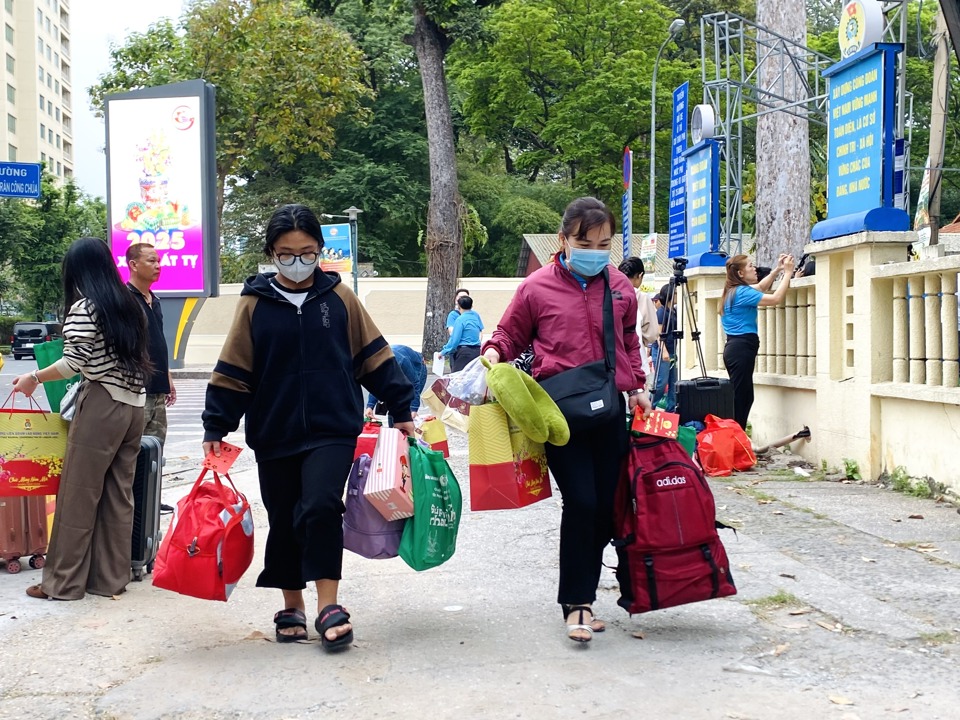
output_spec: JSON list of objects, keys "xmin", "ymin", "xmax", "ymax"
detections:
[
  {"xmin": 153, "ymin": 469, "xmax": 254, "ymax": 601},
  {"xmin": 696, "ymin": 414, "xmax": 757, "ymax": 477},
  {"xmin": 468, "ymin": 403, "xmax": 552, "ymax": 511},
  {"xmin": 0, "ymin": 393, "xmax": 68, "ymax": 496},
  {"xmin": 355, "ymin": 420, "xmax": 382, "ymax": 460}
]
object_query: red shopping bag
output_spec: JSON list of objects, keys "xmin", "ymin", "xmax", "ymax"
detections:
[
  {"xmin": 153, "ymin": 469, "xmax": 254, "ymax": 601},
  {"xmin": 355, "ymin": 420, "xmax": 382, "ymax": 460},
  {"xmin": 696, "ymin": 414, "xmax": 757, "ymax": 477}
]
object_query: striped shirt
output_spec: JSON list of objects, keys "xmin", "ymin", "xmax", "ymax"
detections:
[{"xmin": 52, "ymin": 298, "xmax": 145, "ymax": 407}]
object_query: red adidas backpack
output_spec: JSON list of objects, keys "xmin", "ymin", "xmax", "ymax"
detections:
[{"xmin": 612, "ymin": 435, "xmax": 737, "ymax": 614}]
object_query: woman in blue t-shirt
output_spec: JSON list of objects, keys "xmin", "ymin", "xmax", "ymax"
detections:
[{"xmin": 720, "ymin": 253, "xmax": 795, "ymax": 430}]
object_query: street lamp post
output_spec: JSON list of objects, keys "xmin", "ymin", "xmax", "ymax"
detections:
[
  {"xmin": 343, "ymin": 206, "xmax": 363, "ymax": 295},
  {"xmin": 648, "ymin": 18, "xmax": 686, "ymax": 237}
]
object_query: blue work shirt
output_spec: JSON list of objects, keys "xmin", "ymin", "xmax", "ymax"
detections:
[
  {"xmin": 445, "ymin": 309, "xmax": 460, "ymax": 331},
  {"xmin": 721, "ymin": 285, "xmax": 764, "ymax": 335},
  {"xmin": 442, "ymin": 310, "xmax": 484, "ymax": 355}
]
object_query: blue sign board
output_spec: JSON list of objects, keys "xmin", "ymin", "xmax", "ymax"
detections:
[
  {"xmin": 0, "ymin": 162, "xmax": 42, "ymax": 199},
  {"xmin": 668, "ymin": 83, "xmax": 689, "ymax": 258},
  {"xmin": 826, "ymin": 50, "xmax": 884, "ymax": 218},
  {"xmin": 812, "ymin": 43, "xmax": 910, "ymax": 241},
  {"xmin": 622, "ymin": 147, "xmax": 632, "ymax": 259},
  {"xmin": 683, "ymin": 140, "xmax": 720, "ymax": 257}
]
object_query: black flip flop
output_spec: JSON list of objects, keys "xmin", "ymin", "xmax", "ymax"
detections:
[
  {"xmin": 316, "ymin": 604, "xmax": 354, "ymax": 651},
  {"xmin": 274, "ymin": 608, "xmax": 308, "ymax": 643}
]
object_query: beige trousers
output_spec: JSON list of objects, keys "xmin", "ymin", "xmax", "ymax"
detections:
[{"xmin": 41, "ymin": 382, "xmax": 144, "ymax": 600}]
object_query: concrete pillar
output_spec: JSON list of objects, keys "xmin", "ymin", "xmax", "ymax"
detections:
[
  {"xmin": 796, "ymin": 287, "xmax": 808, "ymax": 376},
  {"xmin": 942, "ymin": 273, "xmax": 959, "ymax": 386},
  {"xmin": 807, "ymin": 289, "xmax": 816, "ymax": 376},
  {"xmin": 892, "ymin": 277, "xmax": 909, "ymax": 383},
  {"xmin": 810, "ymin": 232, "xmax": 913, "ymax": 480},
  {"xmin": 785, "ymin": 289, "xmax": 797, "ymax": 375},
  {"xmin": 909, "ymin": 278, "xmax": 925, "ymax": 384},
  {"xmin": 924, "ymin": 274, "xmax": 943, "ymax": 386}
]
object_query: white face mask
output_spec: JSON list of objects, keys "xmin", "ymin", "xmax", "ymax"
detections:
[{"xmin": 275, "ymin": 255, "xmax": 318, "ymax": 283}]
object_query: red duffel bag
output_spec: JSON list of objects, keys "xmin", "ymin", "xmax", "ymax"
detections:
[
  {"xmin": 696, "ymin": 414, "xmax": 757, "ymax": 477},
  {"xmin": 153, "ymin": 469, "xmax": 254, "ymax": 601}
]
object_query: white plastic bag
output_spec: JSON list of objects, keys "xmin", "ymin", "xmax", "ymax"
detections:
[
  {"xmin": 432, "ymin": 352, "xmax": 446, "ymax": 377},
  {"xmin": 444, "ymin": 357, "xmax": 492, "ymax": 405}
]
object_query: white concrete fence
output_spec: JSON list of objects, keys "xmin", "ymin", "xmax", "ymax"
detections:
[{"xmin": 684, "ymin": 231, "xmax": 960, "ymax": 496}]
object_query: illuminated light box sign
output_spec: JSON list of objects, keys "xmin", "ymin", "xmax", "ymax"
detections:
[
  {"xmin": 320, "ymin": 223, "xmax": 352, "ymax": 274},
  {"xmin": 681, "ymin": 139, "xmax": 724, "ymax": 267},
  {"xmin": 105, "ymin": 80, "xmax": 218, "ymax": 297},
  {"xmin": 812, "ymin": 44, "xmax": 910, "ymax": 241}
]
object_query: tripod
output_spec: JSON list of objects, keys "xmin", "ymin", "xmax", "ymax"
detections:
[{"xmin": 652, "ymin": 258, "xmax": 708, "ymax": 408}]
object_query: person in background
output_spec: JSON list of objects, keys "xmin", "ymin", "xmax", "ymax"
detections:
[
  {"xmin": 618, "ymin": 257, "xmax": 659, "ymax": 392},
  {"xmin": 14, "ymin": 237, "xmax": 152, "ymax": 601},
  {"xmin": 445, "ymin": 288, "xmax": 470, "ymax": 336},
  {"xmin": 364, "ymin": 344, "xmax": 428, "ymax": 420},
  {"xmin": 720, "ymin": 253, "xmax": 795, "ymax": 430},
  {"xmin": 440, "ymin": 295, "xmax": 484, "ymax": 372},
  {"xmin": 202, "ymin": 204, "xmax": 414, "ymax": 651},
  {"xmin": 125, "ymin": 243, "xmax": 177, "ymax": 513},
  {"xmin": 652, "ymin": 283, "xmax": 678, "ymax": 411},
  {"xmin": 482, "ymin": 196, "xmax": 651, "ymax": 644}
]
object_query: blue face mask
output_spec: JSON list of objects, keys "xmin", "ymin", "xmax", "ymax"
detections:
[{"xmin": 566, "ymin": 246, "xmax": 610, "ymax": 277}]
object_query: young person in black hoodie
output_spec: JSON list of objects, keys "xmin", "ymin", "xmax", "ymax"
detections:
[{"xmin": 202, "ymin": 204, "xmax": 414, "ymax": 651}]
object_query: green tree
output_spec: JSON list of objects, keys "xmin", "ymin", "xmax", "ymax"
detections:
[
  {"xmin": 88, "ymin": 0, "xmax": 371, "ymax": 222},
  {"xmin": 3, "ymin": 173, "xmax": 106, "ymax": 319},
  {"xmin": 451, "ymin": 0, "xmax": 703, "ymax": 226}
]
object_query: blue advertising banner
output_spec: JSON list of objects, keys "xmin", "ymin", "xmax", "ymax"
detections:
[
  {"xmin": 683, "ymin": 140, "xmax": 720, "ymax": 257},
  {"xmin": 668, "ymin": 83, "xmax": 689, "ymax": 258},
  {"xmin": 826, "ymin": 50, "xmax": 884, "ymax": 218},
  {"xmin": 0, "ymin": 162, "xmax": 42, "ymax": 199},
  {"xmin": 622, "ymin": 147, "xmax": 632, "ymax": 259},
  {"xmin": 320, "ymin": 222, "xmax": 353, "ymax": 274}
]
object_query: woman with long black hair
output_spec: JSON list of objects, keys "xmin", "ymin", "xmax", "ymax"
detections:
[
  {"xmin": 720, "ymin": 253, "xmax": 794, "ymax": 430},
  {"xmin": 14, "ymin": 237, "xmax": 152, "ymax": 601}
]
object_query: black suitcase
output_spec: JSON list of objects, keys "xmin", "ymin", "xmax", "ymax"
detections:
[
  {"xmin": 131, "ymin": 435, "xmax": 163, "ymax": 581},
  {"xmin": 676, "ymin": 376, "xmax": 735, "ymax": 425}
]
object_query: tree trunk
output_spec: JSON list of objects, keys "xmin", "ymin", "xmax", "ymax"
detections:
[
  {"xmin": 412, "ymin": 4, "xmax": 463, "ymax": 356},
  {"xmin": 755, "ymin": 0, "xmax": 810, "ymax": 266}
]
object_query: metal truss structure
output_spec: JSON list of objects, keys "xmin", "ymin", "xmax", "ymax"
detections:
[{"xmin": 698, "ymin": 2, "xmax": 912, "ymax": 255}]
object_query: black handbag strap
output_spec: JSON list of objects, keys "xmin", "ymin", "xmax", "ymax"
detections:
[{"xmin": 601, "ymin": 268, "xmax": 615, "ymax": 373}]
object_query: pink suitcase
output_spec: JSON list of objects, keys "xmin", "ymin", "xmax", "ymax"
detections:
[
  {"xmin": 0, "ymin": 495, "xmax": 48, "ymax": 574},
  {"xmin": 363, "ymin": 429, "xmax": 414, "ymax": 521}
]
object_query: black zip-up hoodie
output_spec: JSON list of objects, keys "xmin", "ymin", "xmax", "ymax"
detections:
[{"xmin": 202, "ymin": 269, "xmax": 414, "ymax": 461}]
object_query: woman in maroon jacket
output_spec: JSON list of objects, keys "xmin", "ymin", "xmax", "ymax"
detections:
[{"xmin": 482, "ymin": 197, "xmax": 651, "ymax": 643}]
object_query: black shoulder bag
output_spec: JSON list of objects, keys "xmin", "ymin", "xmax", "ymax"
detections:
[{"xmin": 538, "ymin": 268, "xmax": 621, "ymax": 433}]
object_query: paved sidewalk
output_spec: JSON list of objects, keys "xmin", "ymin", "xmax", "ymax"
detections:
[{"xmin": 1, "ymin": 426, "xmax": 958, "ymax": 719}]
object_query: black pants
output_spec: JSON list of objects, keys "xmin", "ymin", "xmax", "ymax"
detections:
[
  {"xmin": 255, "ymin": 441, "xmax": 356, "ymax": 590},
  {"xmin": 544, "ymin": 395, "xmax": 628, "ymax": 608},
  {"xmin": 452, "ymin": 344, "xmax": 481, "ymax": 372},
  {"xmin": 723, "ymin": 333, "xmax": 760, "ymax": 430}
]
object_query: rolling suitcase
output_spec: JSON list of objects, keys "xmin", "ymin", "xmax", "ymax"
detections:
[
  {"xmin": 132, "ymin": 435, "xmax": 163, "ymax": 581},
  {"xmin": 676, "ymin": 376, "xmax": 735, "ymax": 425},
  {"xmin": 0, "ymin": 495, "xmax": 48, "ymax": 574}
]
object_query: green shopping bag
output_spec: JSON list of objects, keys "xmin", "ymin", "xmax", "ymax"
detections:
[
  {"xmin": 398, "ymin": 438, "xmax": 462, "ymax": 571},
  {"xmin": 33, "ymin": 339, "xmax": 80, "ymax": 412}
]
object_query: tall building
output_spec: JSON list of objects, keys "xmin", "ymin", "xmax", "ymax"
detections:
[{"xmin": 1, "ymin": 0, "xmax": 73, "ymax": 179}]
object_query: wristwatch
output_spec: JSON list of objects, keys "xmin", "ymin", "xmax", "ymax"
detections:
[
  {"xmin": 30, "ymin": 370, "xmax": 40, "ymax": 384},
  {"xmin": 627, "ymin": 389, "xmax": 642, "ymax": 397}
]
